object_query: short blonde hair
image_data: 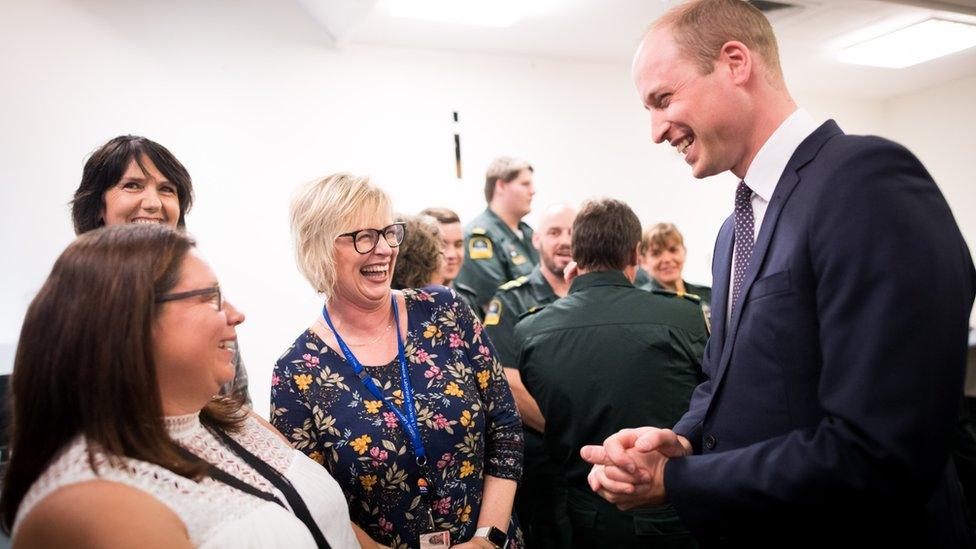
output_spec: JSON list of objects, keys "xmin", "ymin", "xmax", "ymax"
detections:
[
  {"xmin": 484, "ymin": 156, "xmax": 533, "ymax": 203},
  {"xmin": 290, "ymin": 173, "xmax": 392, "ymax": 296},
  {"xmin": 654, "ymin": 0, "xmax": 783, "ymax": 79},
  {"xmin": 639, "ymin": 222, "xmax": 685, "ymax": 256}
]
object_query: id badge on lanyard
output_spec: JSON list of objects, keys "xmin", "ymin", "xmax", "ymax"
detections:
[{"xmin": 322, "ymin": 296, "xmax": 451, "ymax": 542}]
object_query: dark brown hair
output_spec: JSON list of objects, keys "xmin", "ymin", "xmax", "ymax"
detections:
[
  {"xmin": 484, "ymin": 156, "xmax": 533, "ymax": 203},
  {"xmin": 0, "ymin": 224, "xmax": 244, "ymax": 532},
  {"xmin": 654, "ymin": 0, "xmax": 783, "ymax": 78},
  {"xmin": 392, "ymin": 214, "xmax": 442, "ymax": 290},
  {"xmin": 419, "ymin": 207, "xmax": 461, "ymax": 225},
  {"xmin": 639, "ymin": 222, "xmax": 685, "ymax": 256},
  {"xmin": 572, "ymin": 198, "xmax": 642, "ymax": 272},
  {"xmin": 71, "ymin": 135, "xmax": 195, "ymax": 234}
]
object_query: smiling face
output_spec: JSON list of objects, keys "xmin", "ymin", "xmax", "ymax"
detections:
[
  {"xmin": 332, "ymin": 208, "xmax": 399, "ymax": 309},
  {"xmin": 642, "ymin": 238, "xmax": 686, "ymax": 289},
  {"xmin": 437, "ymin": 221, "xmax": 464, "ymax": 284},
  {"xmin": 102, "ymin": 155, "xmax": 181, "ymax": 228},
  {"xmin": 633, "ymin": 27, "xmax": 751, "ymax": 179},
  {"xmin": 153, "ymin": 249, "xmax": 244, "ymax": 414},
  {"xmin": 534, "ymin": 205, "xmax": 575, "ymax": 277}
]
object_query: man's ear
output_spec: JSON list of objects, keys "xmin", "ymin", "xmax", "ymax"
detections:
[
  {"xmin": 630, "ymin": 242, "xmax": 642, "ymax": 267},
  {"xmin": 719, "ymin": 40, "xmax": 752, "ymax": 86},
  {"xmin": 532, "ymin": 230, "xmax": 541, "ymax": 252}
]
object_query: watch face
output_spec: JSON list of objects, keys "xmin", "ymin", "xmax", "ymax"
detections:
[{"xmin": 486, "ymin": 526, "xmax": 507, "ymax": 547}]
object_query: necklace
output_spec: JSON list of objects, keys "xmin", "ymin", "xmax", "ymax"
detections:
[
  {"xmin": 320, "ymin": 306, "xmax": 394, "ymax": 347},
  {"xmin": 346, "ymin": 321, "xmax": 393, "ymax": 347}
]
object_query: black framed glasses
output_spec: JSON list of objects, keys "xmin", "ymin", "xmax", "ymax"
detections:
[
  {"xmin": 156, "ymin": 285, "xmax": 222, "ymax": 311},
  {"xmin": 338, "ymin": 222, "xmax": 406, "ymax": 254}
]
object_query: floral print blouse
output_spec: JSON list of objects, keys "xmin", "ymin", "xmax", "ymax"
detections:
[{"xmin": 271, "ymin": 286, "xmax": 524, "ymax": 549}]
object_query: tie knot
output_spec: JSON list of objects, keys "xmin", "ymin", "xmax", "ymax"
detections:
[{"xmin": 736, "ymin": 181, "xmax": 752, "ymax": 207}]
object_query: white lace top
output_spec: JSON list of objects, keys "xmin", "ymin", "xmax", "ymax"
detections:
[{"xmin": 13, "ymin": 413, "xmax": 359, "ymax": 548}]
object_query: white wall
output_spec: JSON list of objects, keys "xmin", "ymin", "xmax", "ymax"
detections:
[{"xmin": 0, "ymin": 0, "xmax": 970, "ymax": 416}]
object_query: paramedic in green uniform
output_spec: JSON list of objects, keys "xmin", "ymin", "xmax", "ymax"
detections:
[
  {"xmin": 637, "ymin": 222, "xmax": 712, "ymax": 324},
  {"xmin": 455, "ymin": 156, "xmax": 539, "ymax": 312},
  {"xmin": 484, "ymin": 204, "xmax": 576, "ymax": 548},
  {"xmin": 515, "ymin": 199, "xmax": 707, "ymax": 548}
]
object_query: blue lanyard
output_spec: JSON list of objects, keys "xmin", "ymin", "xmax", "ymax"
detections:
[{"xmin": 321, "ymin": 296, "xmax": 427, "ymax": 465}]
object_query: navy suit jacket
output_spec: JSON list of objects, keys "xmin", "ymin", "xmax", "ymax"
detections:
[{"xmin": 665, "ymin": 121, "xmax": 976, "ymax": 546}]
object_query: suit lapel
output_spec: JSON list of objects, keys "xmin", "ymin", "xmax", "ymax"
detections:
[
  {"xmin": 708, "ymin": 217, "xmax": 734, "ymax": 351},
  {"xmin": 710, "ymin": 120, "xmax": 843, "ymax": 391}
]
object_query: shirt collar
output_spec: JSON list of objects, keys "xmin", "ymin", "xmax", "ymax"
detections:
[
  {"xmin": 569, "ymin": 270, "xmax": 632, "ymax": 294},
  {"xmin": 743, "ymin": 108, "xmax": 819, "ymax": 202},
  {"xmin": 529, "ymin": 266, "xmax": 558, "ymax": 302}
]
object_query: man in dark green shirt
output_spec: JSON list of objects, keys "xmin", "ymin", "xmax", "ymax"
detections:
[
  {"xmin": 454, "ymin": 156, "xmax": 539, "ymax": 312},
  {"xmin": 484, "ymin": 204, "xmax": 575, "ymax": 548},
  {"xmin": 515, "ymin": 198, "xmax": 707, "ymax": 548}
]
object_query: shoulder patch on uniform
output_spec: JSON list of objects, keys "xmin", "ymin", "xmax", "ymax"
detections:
[
  {"xmin": 518, "ymin": 305, "xmax": 545, "ymax": 320},
  {"xmin": 470, "ymin": 227, "xmax": 487, "ymax": 235},
  {"xmin": 468, "ymin": 236, "xmax": 493, "ymax": 260},
  {"xmin": 483, "ymin": 298, "xmax": 502, "ymax": 325},
  {"xmin": 498, "ymin": 275, "xmax": 529, "ymax": 291},
  {"xmin": 651, "ymin": 289, "xmax": 702, "ymax": 303}
]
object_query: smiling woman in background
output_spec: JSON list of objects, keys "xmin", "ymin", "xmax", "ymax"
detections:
[
  {"xmin": 272, "ymin": 173, "xmax": 524, "ymax": 549},
  {"xmin": 0, "ymin": 224, "xmax": 370, "ymax": 548},
  {"xmin": 69, "ymin": 135, "xmax": 250, "ymax": 401},
  {"xmin": 637, "ymin": 222, "xmax": 712, "ymax": 321}
]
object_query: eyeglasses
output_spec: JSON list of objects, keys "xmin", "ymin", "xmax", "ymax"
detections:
[
  {"xmin": 156, "ymin": 285, "xmax": 222, "ymax": 311},
  {"xmin": 338, "ymin": 222, "xmax": 406, "ymax": 254}
]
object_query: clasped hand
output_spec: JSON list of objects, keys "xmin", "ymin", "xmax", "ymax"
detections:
[{"xmin": 579, "ymin": 427, "xmax": 692, "ymax": 510}]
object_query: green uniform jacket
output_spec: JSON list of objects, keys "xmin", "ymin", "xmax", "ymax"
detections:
[
  {"xmin": 455, "ymin": 208, "xmax": 539, "ymax": 310},
  {"xmin": 483, "ymin": 265, "xmax": 558, "ymax": 369},
  {"xmin": 515, "ymin": 270, "xmax": 708, "ymax": 486},
  {"xmin": 640, "ymin": 277, "xmax": 713, "ymax": 330}
]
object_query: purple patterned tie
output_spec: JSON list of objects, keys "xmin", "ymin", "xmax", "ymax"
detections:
[{"xmin": 731, "ymin": 181, "xmax": 755, "ymax": 309}]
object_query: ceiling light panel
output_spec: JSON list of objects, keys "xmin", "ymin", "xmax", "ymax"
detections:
[
  {"xmin": 388, "ymin": 0, "xmax": 526, "ymax": 28},
  {"xmin": 838, "ymin": 18, "xmax": 976, "ymax": 68}
]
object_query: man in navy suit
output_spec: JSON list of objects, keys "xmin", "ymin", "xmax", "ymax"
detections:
[{"xmin": 580, "ymin": 0, "xmax": 976, "ymax": 545}]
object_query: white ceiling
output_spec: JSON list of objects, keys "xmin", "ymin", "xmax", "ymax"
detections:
[{"xmin": 298, "ymin": 0, "xmax": 976, "ymax": 98}]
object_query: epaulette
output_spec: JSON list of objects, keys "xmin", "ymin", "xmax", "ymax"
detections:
[
  {"xmin": 518, "ymin": 305, "xmax": 546, "ymax": 320},
  {"xmin": 470, "ymin": 227, "xmax": 487, "ymax": 235},
  {"xmin": 651, "ymin": 288, "xmax": 702, "ymax": 303},
  {"xmin": 498, "ymin": 275, "xmax": 530, "ymax": 292}
]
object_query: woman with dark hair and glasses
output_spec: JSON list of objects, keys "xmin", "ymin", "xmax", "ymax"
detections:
[
  {"xmin": 0, "ymin": 224, "xmax": 378, "ymax": 548},
  {"xmin": 272, "ymin": 173, "xmax": 524, "ymax": 549},
  {"xmin": 70, "ymin": 134, "xmax": 250, "ymax": 402}
]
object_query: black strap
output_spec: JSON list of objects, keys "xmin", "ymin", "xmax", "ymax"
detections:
[
  {"xmin": 181, "ymin": 420, "xmax": 332, "ymax": 549},
  {"xmin": 175, "ymin": 445, "xmax": 286, "ymax": 509}
]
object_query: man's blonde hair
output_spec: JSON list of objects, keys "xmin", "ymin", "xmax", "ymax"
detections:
[
  {"xmin": 290, "ymin": 173, "xmax": 392, "ymax": 296},
  {"xmin": 654, "ymin": 0, "xmax": 783, "ymax": 79}
]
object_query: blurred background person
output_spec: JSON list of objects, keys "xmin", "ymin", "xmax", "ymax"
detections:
[
  {"xmin": 69, "ymin": 134, "xmax": 250, "ymax": 403},
  {"xmin": 515, "ymin": 199, "xmax": 707, "ymax": 548},
  {"xmin": 483, "ymin": 203, "xmax": 576, "ymax": 549},
  {"xmin": 391, "ymin": 213, "xmax": 442, "ymax": 290},
  {"xmin": 1, "ymin": 224, "xmax": 369, "ymax": 548},
  {"xmin": 454, "ymin": 157, "xmax": 538, "ymax": 315},
  {"xmin": 272, "ymin": 173, "xmax": 524, "ymax": 549},
  {"xmin": 637, "ymin": 223, "xmax": 712, "ymax": 323},
  {"xmin": 419, "ymin": 207, "xmax": 464, "ymax": 287},
  {"xmin": 420, "ymin": 207, "xmax": 481, "ymax": 316}
]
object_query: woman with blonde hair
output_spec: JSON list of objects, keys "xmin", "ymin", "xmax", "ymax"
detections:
[{"xmin": 272, "ymin": 173, "xmax": 524, "ymax": 549}]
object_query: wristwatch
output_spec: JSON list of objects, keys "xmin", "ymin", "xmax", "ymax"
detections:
[{"xmin": 474, "ymin": 526, "xmax": 508, "ymax": 549}]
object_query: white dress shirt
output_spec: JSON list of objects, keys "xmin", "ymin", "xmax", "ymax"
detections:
[{"xmin": 727, "ymin": 108, "xmax": 820, "ymax": 321}]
